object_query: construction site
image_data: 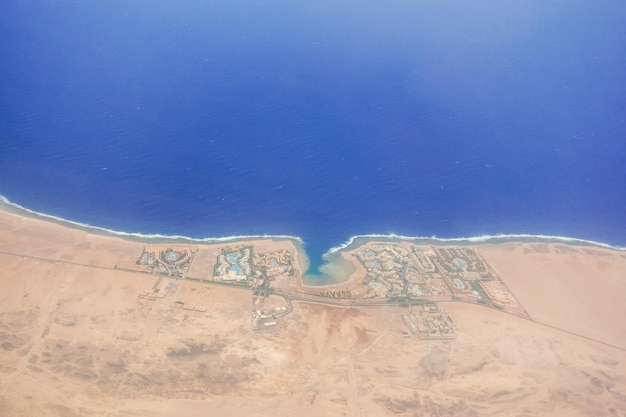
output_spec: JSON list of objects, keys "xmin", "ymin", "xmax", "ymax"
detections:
[
  {"xmin": 251, "ymin": 287, "xmax": 292, "ymax": 332},
  {"xmin": 401, "ymin": 303, "xmax": 456, "ymax": 340},
  {"xmin": 135, "ymin": 246, "xmax": 196, "ymax": 278}
]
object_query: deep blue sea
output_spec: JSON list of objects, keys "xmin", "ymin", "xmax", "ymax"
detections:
[{"xmin": 1, "ymin": 1, "xmax": 625, "ymax": 269}]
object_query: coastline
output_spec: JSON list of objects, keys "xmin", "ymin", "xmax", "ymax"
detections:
[
  {"xmin": 2, "ymin": 194, "xmax": 626, "ymax": 416},
  {"xmin": 0, "ymin": 195, "xmax": 304, "ymax": 246},
  {"xmin": 324, "ymin": 232, "xmax": 625, "ymax": 256},
  {"xmin": 2, "ymin": 195, "xmax": 623, "ymax": 268}
]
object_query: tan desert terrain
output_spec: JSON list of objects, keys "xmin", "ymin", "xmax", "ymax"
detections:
[{"xmin": 1, "ymin": 208, "xmax": 625, "ymax": 416}]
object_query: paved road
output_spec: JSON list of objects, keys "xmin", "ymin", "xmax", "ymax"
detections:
[{"xmin": 1, "ymin": 249, "xmax": 624, "ymax": 353}]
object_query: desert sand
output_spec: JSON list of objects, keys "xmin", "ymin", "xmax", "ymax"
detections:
[{"xmin": 1, "ymin": 208, "xmax": 625, "ymax": 416}]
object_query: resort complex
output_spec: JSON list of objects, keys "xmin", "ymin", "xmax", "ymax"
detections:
[
  {"xmin": 3, "ymin": 207, "xmax": 626, "ymax": 417},
  {"xmin": 125, "ymin": 239, "xmax": 530, "ymax": 340},
  {"xmin": 348, "ymin": 243, "xmax": 527, "ymax": 316}
]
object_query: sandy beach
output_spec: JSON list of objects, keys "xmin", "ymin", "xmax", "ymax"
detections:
[{"xmin": 1, "ymin": 207, "xmax": 625, "ymax": 416}]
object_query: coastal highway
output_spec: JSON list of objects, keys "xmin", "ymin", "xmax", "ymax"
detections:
[
  {"xmin": 0, "ymin": 247, "xmax": 430, "ymax": 310},
  {"xmin": 1, "ymin": 249, "xmax": 624, "ymax": 353},
  {"xmin": 269, "ymin": 286, "xmax": 425, "ymax": 309}
]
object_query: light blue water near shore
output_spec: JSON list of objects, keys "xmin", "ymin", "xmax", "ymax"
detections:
[{"xmin": 1, "ymin": 1, "xmax": 625, "ymax": 272}]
